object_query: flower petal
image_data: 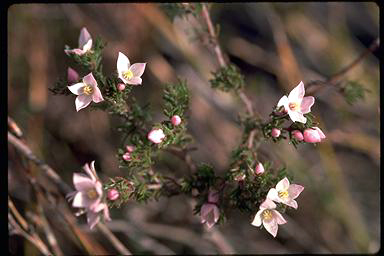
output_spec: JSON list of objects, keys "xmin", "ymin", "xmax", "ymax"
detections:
[
  {"xmin": 276, "ymin": 177, "xmax": 290, "ymax": 191},
  {"xmin": 251, "ymin": 209, "xmax": 263, "ymax": 227},
  {"xmin": 300, "ymin": 96, "xmax": 315, "ymax": 114},
  {"xmin": 86, "ymin": 210, "xmax": 100, "ymax": 230},
  {"xmin": 129, "ymin": 63, "xmax": 146, "ymax": 78},
  {"xmin": 72, "ymin": 192, "xmax": 91, "ymax": 208},
  {"xmin": 117, "ymin": 52, "xmax": 130, "ymax": 75},
  {"xmin": 288, "ymin": 110, "xmax": 307, "ymax": 123},
  {"xmin": 263, "ymin": 219, "xmax": 278, "ymax": 237},
  {"xmin": 83, "ymin": 73, "xmax": 98, "ymax": 88},
  {"xmin": 68, "ymin": 83, "xmax": 85, "ymax": 95},
  {"xmin": 103, "ymin": 205, "xmax": 111, "ymax": 221},
  {"xmin": 75, "ymin": 95, "xmax": 92, "ymax": 112},
  {"xmin": 79, "ymin": 27, "xmax": 91, "ymax": 48},
  {"xmin": 284, "ymin": 199, "xmax": 298, "ymax": 209},
  {"xmin": 277, "ymin": 95, "xmax": 288, "ymax": 108},
  {"xmin": 288, "ymin": 184, "xmax": 304, "ymax": 199},
  {"xmin": 266, "ymin": 188, "xmax": 280, "ymax": 203},
  {"xmin": 92, "ymin": 86, "xmax": 104, "ymax": 103},
  {"xmin": 73, "ymin": 173, "xmax": 95, "ymax": 191},
  {"xmin": 67, "ymin": 67, "xmax": 79, "ymax": 84},
  {"xmin": 65, "ymin": 48, "xmax": 85, "ymax": 56},
  {"xmin": 82, "ymin": 39, "xmax": 93, "ymax": 53},
  {"xmin": 272, "ymin": 210, "xmax": 287, "ymax": 225},
  {"xmin": 260, "ymin": 198, "xmax": 276, "ymax": 210},
  {"xmin": 314, "ymin": 127, "xmax": 326, "ymax": 139},
  {"xmin": 126, "ymin": 77, "xmax": 142, "ymax": 85},
  {"xmin": 288, "ymin": 81, "xmax": 305, "ymax": 102}
]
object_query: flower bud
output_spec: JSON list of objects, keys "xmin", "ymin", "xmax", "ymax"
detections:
[
  {"xmin": 208, "ymin": 190, "xmax": 219, "ymax": 204},
  {"xmin": 126, "ymin": 145, "xmax": 135, "ymax": 152},
  {"xmin": 117, "ymin": 83, "xmax": 126, "ymax": 91},
  {"xmin": 255, "ymin": 162, "xmax": 265, "ymax": 175},
  {"xmin": 148, "ymin": 128, "xmax": 166, "ymax": 144},
  {"xmin": 171, "ymin": 115, "xmax": 182, "ymax": 126},
  {"xmin": 303, "ymin": 127, "xmax": 326, "ymax": 143},
  {"xmin": 122, "ymin": 152, "xmax": 131, "ymax": 161},
  {"xmin": 107, "ymin": 188, "xmax": 119, "ymax": 201},
  {"xmin": 67, "ymin": 67, "xmax": 79, "ymax": 84},
  {"xmin": 291, "ymin": 130, "xmax": 304, "ymax": 141},
  {"xmin": 271, "ymin": 128, "xmax": 281, "ymax": 138}
]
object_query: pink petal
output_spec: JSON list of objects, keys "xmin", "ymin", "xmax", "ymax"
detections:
[
  {"xmin": 277, "ymin": 95, "xmax": 288, "ymax": 109},
  {"xmin": 73, "ymin": 173, "xmax": 95, "ymax": 191},
  {"xmin": 251, "ymin": 210, "xmax": 263, "ymax": 227},
  {"xmin": 67, "ymin": 67, "xmax": 79, "ymax": 84},
  {"xmin": 266, "ymin": 188, "xmax": 280, "ymax": 203},
  {"xmin": 89, "ymin": 198, "xmax": 102, "ymax": 212},
  {"xmin": 288, "ymin": 110, "xmax": 307, "ymax": 123},
  {"xmin": 117, "ymin": 52, "xmax": 130, "ymax": 75},
  {"xmin": 83, "ymin": 162, "xmax": 96, "ymax": 181},
  {"xmin": 129, "ymin": 63, "xmax": 146, "ymax": 78},
  {"xmin": 285, "ymin": 199, "xmax": 298, "ymax": 209},
  {"xmin": 288, "ymin": 184, "xmax": 304, "ymax": 199},
  {"xmin": 260, "ymin": 198, "xmax": 276, "ymax": 210},
  {"xmin": 272, "ymin": 210, "xmax": 287, "ymax": 225},
  {"xmin": 200, "ymin": 203, "xmax": 214, "ymax": 222},
  {"xmin": 288, "ymin": 81, "xmax": 305, "ymax": 102},
  {"xmin": 126, "ymin": 77, "xmax": 142, "ymax": 85},
  {"xmin": 75, "ymin": 95, "xmax": 92, "ymax": 111},
  {"xmin": 92, "ymin": 86, "xmax": 104, "ymax": 103},
  {"xmin": 83, "ymin": 73, "xmax": 98, "ymax": 88},
  {"xmin": 300, "ymin": 96, "xmax": 315, "ymax": 114},
  {"xmin": 314, "ymin": 127, "xmax": 326, "ymax": 139},
  {"xmin": 68, "ymin": 82, "xmax": 85, "ymax": 95},
  {"xmin": 276, "ymin": 177, "xmax": 290, "ymax": 191},
  {"xmin": 103, "ymin": 205, "xmax": 111, "ymax": 221},
  {"xmin": 263, "ymin": 219, "xmax": 278, "ymax": 237},
  {"xmin": 303, "ymin": 128, "xmax": 321, "ymax": 143},
  {"xmin": 65, "ymin": 48, "xmax": 85, "ymax": 56},
  {"xmin": 86, "ymin": 210, "xmax": 100, "ymax": 230},
  {"xmin": 208, "ymin": 190, "xmax": 219, "ymax": 204},
  {"xmin": 79, "ymin": 27, "xmax": 91, "ymax": 48}
]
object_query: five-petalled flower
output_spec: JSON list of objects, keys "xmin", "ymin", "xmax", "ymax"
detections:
[
  {"xmin": 251, "ymin": 198, "xmax": 287, "ymax": 237},
  {"xmin": 266, "ymin": 177, "xmax": 304, "ymax": 209},
  {"xmin": 65, "ymin": 27, "xmax": 93, "ymax": 56},
  {"xmin": 117, "ymin": 52, "xmax": 146, "ymax": 85},
  {"xmin": 277, "ymin": 81, "xmax": 315, "ymax": 123},
  {"xmin": 68, "ymin": 72, "xmax": 104, "ymax": 112}
]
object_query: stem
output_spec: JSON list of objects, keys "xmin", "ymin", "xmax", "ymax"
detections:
[{"xmin": 97, "ymin": 223, "xmax": 132, "ymax": 255}]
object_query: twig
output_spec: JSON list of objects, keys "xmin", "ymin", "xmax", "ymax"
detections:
[
  {"xmin": 8, "ymin": 196, "xmax": 29, "ymax": 231},
  {"xmin": 97, "ymin": 223, "xmax": 132, "ymax": 255},
  {"xmin": 8, "ymin": 116, "xmax": 23, "ymax": 138}
]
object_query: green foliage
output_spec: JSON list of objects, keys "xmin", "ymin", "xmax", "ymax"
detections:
[
  {"xmin": 342, "ymin": 80, "xmax": 370, "ymax": 105},
  {"xmin": 160, "ymin": 3, "xmax": 203, "ymax": 21},
  {"xmin": 105, "ymin": 177, "xmax": 135, "ymax": 208},
  {"xmin": 210, "ymin": 63, "xmax": 245, "ymax": 92},
  {"xmin": 163, "ymin": 79, "xmax": 189, "ymax": 118}
]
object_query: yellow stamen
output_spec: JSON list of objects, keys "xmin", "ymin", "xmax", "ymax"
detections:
[
  {"xmin": 262, "ymin": 210, "xmax": 273, "ymax": 221},
  {"xmin": 278, "ymin": 190, "xmax": 289, "ymax": 199},
  {"xmin": 289, "ymin": 102, "xmax": 299, "ymax": 111},
  {"xmin": 83, "ymin": 85, "xmax": 93, "ymax": 95},
  {"xmin": 123, "ymin": 70, "xmax": 133, "ymax": 80},
  {"xmin": 86, "ymin": 188, "xmax": 98, "ymax": 199}
]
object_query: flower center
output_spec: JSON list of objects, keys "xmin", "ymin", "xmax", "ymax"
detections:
[
  {"xmin": 289, "ymin": 102, "xmax": 299, "ymax": 111},
  {"xmin": 123, "ymin": 70, "xmax": 133, "ymax": 80},
  {"xmin": 262, "ymin": 210, "xmax": 273, "ymax": 221},
  {"xmin": 83, "ymin": 85, "xmax": 93, "ymax": 95},
  {"xmin": 86, "ymin": 188, "xmax": 98, "ymax": 200},
  {"xmin": 278, "ymin": 190, "xmax": 289, "ymax": 199}
]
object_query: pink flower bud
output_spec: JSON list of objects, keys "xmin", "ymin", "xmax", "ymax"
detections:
[
  {"xmin": 171, "ymin": 115, "xmax": 182, "ymax": 126},
  {"xmin": 148, "ymin": 128, "xmax": 166, "ymax": 144},
  {"xmin": 107, "ymin": 188, "xmax": 119, "ymax": 201},
  {"xmin": 255, "ymin": 162, "xmax": 265, "ymax": 175},
  {"xmin": 67, "ymin": 67, "xmax": 79, "ymax": 84},
  {"xmin": 303, "ymin": 127, "xmax": 326, "ymax": 143},
  {"xmin": 271, "ymin": 128, "xmax": 281, "ymax": 138},
  {"xmin": 117, "ymin": 83, "xmax": 126, "ymax": 91},
  {"xmin": 123, "ymin": 152, "xmax": 131, "ymax": 161},
  {"xmin": 208, "ymin": 190, "xmax": 219, "ymax": 204},
  {"xmin": 126, "ymin": 145, "xmax": 135, "ymax": 152},
  {"xmin": 291, "ymin": 130, "xmax": 304, "ymax": 141}
]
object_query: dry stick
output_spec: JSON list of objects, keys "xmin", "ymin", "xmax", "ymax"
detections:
[
  {"xmin": 8, "ymin": 131, "xmax": 133, "ymax": 255},
  {"xmin": 306, "ymin": 37, "xmax": 379, "ymax": 95},
  {"xmin": 97, "ymin": 223, "xmax": 132, "ymax": 255},
  {"xmin": 8, "ymin": 196, "xmax": 29, "ymax": 231}
]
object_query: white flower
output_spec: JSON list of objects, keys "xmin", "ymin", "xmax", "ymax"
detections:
[
  {"xmin": 277, "ymin": 81, "xmax": 315, "ymax": 123},
  {"xmin": 251, "ymin": 199, "xmax": 287, "ymax": 237},
  {"xmin": 148, "ymin": 128, "xmax": 166, "ymax": 144},
  {"xmin": 266, "ymin": 177, "xmax": 304, "ymax": 209},
  {"xmin": 117, "ymin": 52, "xmax": 146, "ymax": 85},
  {"xmin": 65, "ymin": 27, "xmax": 93, "ymax": 56},
  {"xmin": 67, "ymin": 72, "xmax": 104, "ymax": 111}
]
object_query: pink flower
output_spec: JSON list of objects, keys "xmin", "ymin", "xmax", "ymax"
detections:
[
  {"xmin": 107, "ymin": 188, "xmax": 119, "ymax": 201},
  {"xmin": 148, "ymin": 128, "xmax": 166, "ymax": 144},
  {"xmin": 171, "ymin": 115, "xmax": 182, "ymax": 126},
  {"xmin": 86, "ymin": 203, "xmax": 111, "ymax": 230},
  {"xmin": 303, "ymin": 127, "xmax": 326, "ymax": 143},
  {"xmin": 122, "ymin": 152, "xmax": 132, "ymax": 161},
  {"xmin": 67, "ymin": 67, "xmax": 79, "ymax": 84},
  {"xmin": 291, "ymin": 130, "xmax": 304, "ymax": 141},
  {"xmin": 267, "ymin": 177, "xmax": 304, "ymax": 209},
  {"xmin": 255, "ymin": 162, "xmax": 265, "ymax": 175},
  {"xmin": 67, "ymin": 72, "xmax": 104, "ymax": 111},
  {"xmin": 277, "ymin": 81, "xmax": 315, "ymax": 123},
  {"xmin": 271, "ymin": 128, "xmax": 281, "ymax": 138},
  {"xmin": 117, "ymin": 83, "xmax": 126, "ymax": 91},
  {"xmin": 251, "ymin": 199, "xmax": 287, "ymax": 237},
  {"xmin": 126, "ymin": 145, "xmax": 135, "ymax": 152},
  {"xmin": 117, "ymin": 52, "xmax": 146, "ymax": 85},
  {"xmin": 200, "ymin": 203, "xmax": 220, "ymax": 229},
  {"xmin": 65, "ymin": 27, "xmax": 93, "ymax": 56}
]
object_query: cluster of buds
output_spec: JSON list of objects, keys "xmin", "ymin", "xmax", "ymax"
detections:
[{"xmin": 122, "ymin": 145, "xmax": 135, "ymax": 162}]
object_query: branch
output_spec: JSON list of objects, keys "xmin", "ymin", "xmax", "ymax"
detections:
[{"xmin": 97, "ymin": 223, "xmax": 132, "ymax": 255}]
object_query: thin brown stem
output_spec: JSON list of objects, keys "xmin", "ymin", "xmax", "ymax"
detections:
[{"xmin": 97, "ymin": 223, "xmax": 132, "ymax": 255}]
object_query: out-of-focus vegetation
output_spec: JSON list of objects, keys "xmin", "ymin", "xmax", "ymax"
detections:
[{"xmin": 8, "ymin": 3, "xmax": 379, "ymax": 254}]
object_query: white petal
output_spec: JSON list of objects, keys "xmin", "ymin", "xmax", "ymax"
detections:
[
  {"xmin": 68, "ymin": 83, "xmax": 85, "ymax": 95},
  {"xmin": 75, "ymin": 95, "xmax": 92, "ymax": 112},
  {"xmin": 117, "ymin": 52, "xmax": 130, "ymax": 75},
  {"xmin": 251, "ymin": 210, "xmax": 263, "ymax": 227},
  {"xmin": 82, "ymin": 39, "xmax": 93, "ymax": 53},
  {"xmin": 73, "ymin": 173, "xmax": 94, "ymax": 191},
  {"xmin": 288, "ymin": 81, "xmax": 305, "ymax": 102},
  {"xmin": 263, "ymin": 219, "xmax": 278, "ymax": 237},
  {"xmin": 277, "ymin": 95, "xmax": 288, "ymax": 108},
  {"xmin": 288, "ymin": 110, "xmax": 307, "ymax": 123},
  {"xmin": 72, "ymin": 192, "xmax": 90, "ymax": 208},
  {"xmin": 126, "ymin": 77, "xmax": 142, "ymax": 85},
  {"xmin": 266, "ymin": 188, "xmax": 280, "ymax": 203},
  {"xmin": 129, "ymin": 63, "xmax": 146, "ymax": 78},
  {"xmin": 276, "ymin": 177, "xmax": 290, "ymax": 191},
  {"xmin": 273, "ymin": 210, "xmax": 287, "ymax": 225}
]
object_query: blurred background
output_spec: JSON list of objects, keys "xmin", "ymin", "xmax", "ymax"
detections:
[{"xmin": 8, "ymin": 3, "xmax": 379, "ymax": 254}]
